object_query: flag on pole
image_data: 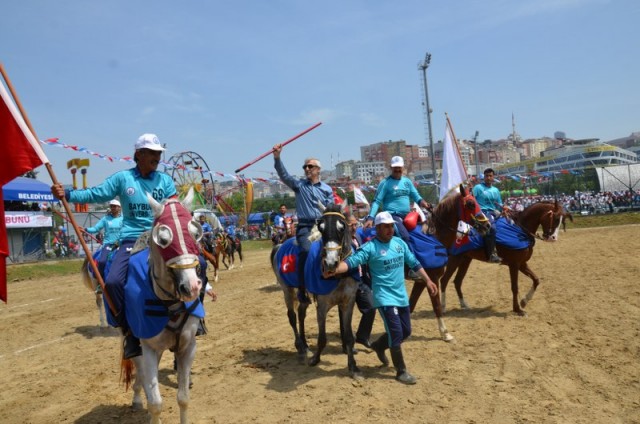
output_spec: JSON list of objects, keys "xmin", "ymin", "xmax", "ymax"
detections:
[
  {"xmin": 353, "ymin": 185, "xmax": 369, "ymax": 205},
  {"xmin": 0, "ymin": 77, "xmax": 49, "ymax": 303},
  {"xmin": 439, "ymin": 116, "xmax": 468, "ymax": 201}
]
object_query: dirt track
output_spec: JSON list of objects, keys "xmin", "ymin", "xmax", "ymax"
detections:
[{"xmin": 1, "ymin": 225, "xmax": 639, "ymax": 423}]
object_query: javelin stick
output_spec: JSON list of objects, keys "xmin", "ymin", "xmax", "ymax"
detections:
[
  {"xmin": 0, "ymin": 63, "xmax": 115, "ymax": 314},
  {"xmin": 234, "ymin": 122, "xmax": 322, "ymax": 173}
]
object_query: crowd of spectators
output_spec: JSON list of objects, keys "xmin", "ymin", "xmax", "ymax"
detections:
[{"xmin": 504, "ymin": 189, "xmax": 640, "ymax": 215}]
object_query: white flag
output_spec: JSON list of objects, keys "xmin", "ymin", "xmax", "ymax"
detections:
[
  {"xmin": 353, "ymin": 185, "xmax": 369, "ymax": 205},
  {"xmin": 439, "ymin": 118, "xmax": 468, "ymax": 201}
]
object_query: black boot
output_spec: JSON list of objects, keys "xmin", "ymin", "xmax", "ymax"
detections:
[
  {"xmin": 123, "ymin": 330, "xmax": 142, "ymax": 359},
  {"xmin": 196, "ymin": 318, "xmax": 208, "ymax": 336},
  {"xmin": 484, "ymin": 233, "xmax": 501, "ymax": 264},
  {"xmin": 371, "ymin": 335, "xmax": 389, "ymax": 367},
  {"xmin": 390, "ymin": 346, "xmax": 417, "ymax": 385}
]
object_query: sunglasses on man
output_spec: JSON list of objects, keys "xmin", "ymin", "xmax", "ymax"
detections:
[{"xmin": 302, "ymin": 164, "xmax": 317, "ymax": 170}]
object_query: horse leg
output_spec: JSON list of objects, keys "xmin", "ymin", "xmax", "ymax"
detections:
[
  {"xmin": 451, "ymin": 256, "xmax": 473, "ymax": 310},
  {"xmin": 131, "ymin": 357, "xmax": 145, "ymax": 411},
  {"xmin": 518, "ymin": 262, "xmax": 540, "ymax": 310},
  {"xmin": 440, "ymin": 256, "xmax": 461, "ymax": 314},
  {"xmin": 309, "ymin": 303, "xmax": 328, "ymax": 367},
  {"xmin": 284, "ymin": 288, "xmax": 309, "ymax": 363},
  {"xmin": 138, "ymin": 348, "xmax": 163, "ymax": 424},
  {"xmin": 408, "ymin": 280, "xmax": 426, "ymax": 313},
  {"xmin": 340, "ymin": 301, "xmax": 363, "ymax": 380},
  {"xmin": 175, "ymin": 339, "xmax": 196, "ymax": 424},
  {"xmin": 95, "ymin": 292, "xmax": 107, "ymax": 328},
  {"xmin": 508, "ymin": 264, "xmax": 526, "ymax": 316},
  {"xmin": 426, "ymin": 269, "xmax": 455, "ymax": 342}
]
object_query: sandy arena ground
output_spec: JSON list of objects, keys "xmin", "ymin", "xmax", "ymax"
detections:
[{"xmin": 0, "ymin": 224, "xmax": 639, "ymax": 423}]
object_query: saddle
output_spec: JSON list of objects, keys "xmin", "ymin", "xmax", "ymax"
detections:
[{"xmin": 448, "ymin": 217, "xmax": 532, "ymax": 256}]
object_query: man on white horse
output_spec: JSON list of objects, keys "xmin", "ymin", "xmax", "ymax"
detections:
[
  {"xmin": 83, "ymin": 199, "xmax": 123, "ymax": 280},
  {"xmin": 52, "ymin": 133, "xmax": 177, "ymax": 359}
]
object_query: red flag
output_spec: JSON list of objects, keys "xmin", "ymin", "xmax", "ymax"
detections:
[
  {"xmin": 0, "ymin": 78, "xmax": 49, "ymax": 302},
  {"xmin": 332, "ymin": 187, "xmax": 344, "ymax": 204}
]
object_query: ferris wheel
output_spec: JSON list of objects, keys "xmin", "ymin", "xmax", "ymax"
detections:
[{"xmin": 165, "ymin": 151, "xmax": 216, "ymax": 210}]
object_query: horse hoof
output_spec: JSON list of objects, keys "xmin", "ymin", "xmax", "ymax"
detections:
[
  {"xmin": 308, "ymin": 356, "xmax": 320, "ymax": 367},
  {"xmin": 131, "ymin": 401, "xmax": 143, "ymax": 411},
  {"xmin": 442, "ymin": 333, "xmax": 456, "ymax": 343},
  {"xmin": 515, "ymin": 310, "xmax": 528, "ymax": 317},
  {"xmin": 352, "ymin": 371, "xmax": 365, "ymax": 381}
]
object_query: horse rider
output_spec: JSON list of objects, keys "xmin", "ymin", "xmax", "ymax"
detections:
[
  {"xmin": 273, "ymin": 143, "xmax": 334, "ymax": 304},
  {"xmin": 364, "ymin": 156, "xmax": 431, "ymax": 245},
  {"xmin": 324, "ymin": 211, "xmax": 438, "ymax": 384},
  {"xmin": 198, "ymin": 214, "xmax": 215, "ymax": 253},
  {"xmin": 52, "ymin": 133, "xmax": 177, "ymax": 359},
  {"xmin": 273, "ymin": 203, "xmax": 288, "ymax": 244},
  {"xmin": 472, "ymin": 168, "xmax": 503, "ymax": 263},
  {"xmin": 83, "ymin": 199, "xmax": 123, "ymax": 280}
]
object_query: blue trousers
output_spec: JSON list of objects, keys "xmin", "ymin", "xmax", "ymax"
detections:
[
  {"xmin": 295, "ymin": 224, "xmax": 313, "ymax": 285},
  {"xmin": 378, "ymin": 305, "xmax": 412, "ymax": 348},
  {"xmin": 104, "ymin": 239, "xmax": 136, "ymax": 330}
]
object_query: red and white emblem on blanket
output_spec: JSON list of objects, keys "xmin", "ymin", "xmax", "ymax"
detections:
[{"xmin": 280, "ymin": 254, "xmax": 297, "ymax": 274}]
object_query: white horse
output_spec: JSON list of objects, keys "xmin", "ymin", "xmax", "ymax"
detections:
[{"xmin": 122, "ymin": 190, "xmax": 204, "ymax": 424}]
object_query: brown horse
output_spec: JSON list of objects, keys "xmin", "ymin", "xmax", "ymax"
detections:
[
  {"xmin": 272, "ymin": 216, "xmax": 296, "ymax": 245},
  {"xmin": 407, "ymin": 185, "xmax": 491, "ymax": 341},
  {"xmin": 440, "ymin": 200, "xmax": 571, "ymax": 316}
]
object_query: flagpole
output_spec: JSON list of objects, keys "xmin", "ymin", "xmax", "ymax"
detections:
[{"xmin": 0, "ymin": 63, "xmax": 116, "ymax": 314}]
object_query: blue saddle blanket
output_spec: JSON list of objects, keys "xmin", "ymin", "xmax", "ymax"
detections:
[
  {"xmin": 274, "ymin": 238, "xmax": 357, "ymax": 295},
  {"xmin": 104, "ymin": 249, "xmax": 205, "ymax": 339},
  {"xmin": 449, "ymin": 217, "xmax": 532, "ymax": 255},
  {"xmin": 407, "ymin": 227, "xmax": 448, "ymax": 269}
]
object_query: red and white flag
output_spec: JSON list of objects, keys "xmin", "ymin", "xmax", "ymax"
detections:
[
  {"xmin": 439, "ymin": 117, "xmax": 468, "ymax": 201},
  {"xmin": 0, "ymin": 76, "xmax": 50, "ymax": 302}
]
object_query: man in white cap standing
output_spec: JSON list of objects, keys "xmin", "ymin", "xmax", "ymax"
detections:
[
  {"xmin": 324, "ymin": 211, "xmax": 438, "ymax": 384},
  {"xmin": 83, "ymin": 199, "xmax": 123, "ymax": 280},
  {"xmin": 364, "ymin": 156, "xmax": 431, "ymax": 244},
  {"xmin": 52, "ymin": 134, "xmax": 177, "ymax": 359}
]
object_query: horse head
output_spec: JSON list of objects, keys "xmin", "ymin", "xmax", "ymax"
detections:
[
  {"xmin": 317, "ymin": 202, "xmax": 351, "ymax": 274},
  {"xmin": 539, "ymin": 200, "xmax": 567, "ymax": 241},
  {"xmin": 518, "ymin": 200, "xmax": 567, "ymax": 242},
  {"xmin": 147, "ymin": 188, "xmax": 203, "ymax": 302},
  {"xmin": 460, "ymin": 185, "xmax": 491, "ymax": 236},
  {"xmin": 284, "ymin": 216, "xmax": 296, "ymax": 238}
]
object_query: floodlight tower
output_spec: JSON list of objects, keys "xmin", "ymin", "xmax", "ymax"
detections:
[{"xmin": 419, "ymin": 52, "xmax": 438, "ymax": 198}]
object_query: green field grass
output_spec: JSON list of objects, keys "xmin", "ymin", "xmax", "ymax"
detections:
[{"xmin": 7, "ymin": 213, "xmax": 638, "ymax": 281}]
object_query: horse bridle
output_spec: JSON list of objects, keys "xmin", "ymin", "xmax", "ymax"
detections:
[{"xmin": 320, "ymin": 211, "xmax": 352, "ymax": 261}]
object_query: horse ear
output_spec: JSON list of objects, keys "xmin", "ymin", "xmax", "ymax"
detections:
[
  {"xmin": 459, "ymin": 184, "xmax": 467, "ymax": 197},
  {"xmin": 182, "ymin": 188, "xmax": 195, "ymax": 212},
  {"xmin": 147, "ymin": 192, "xmax": 163, "ymax": 218},
  {"xmin": 317, "ymin": 201, "xmax": 326, "ymax": 213}
]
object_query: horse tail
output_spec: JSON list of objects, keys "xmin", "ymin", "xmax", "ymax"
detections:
[
  {"xmin": 81, "ymin": 258, "xmax": 95, "ymax": 292},
  {"xmin": 120, "ymin": 357, "xmax": 135, "ymax": 391}
]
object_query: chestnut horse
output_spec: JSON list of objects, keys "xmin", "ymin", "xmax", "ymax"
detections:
[
  {"xmin": 271, "ymin": 203, "xmax": 362, "ymax": 379},
  {"xmin": 440, "ymin": 200, "xmax": 570, "ymax": 316},
  {"xmin": 272, "ymin": 216, "xmax": 296, "ymax": 245},
  {"xmin": 407, "ymin": 185, "xmax": 491, "ymax": 341}
]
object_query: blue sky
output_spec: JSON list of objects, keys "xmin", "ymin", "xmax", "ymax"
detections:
[{"xmin": 2, "ymin": 0, "xmax": 638, "ymax": 185}]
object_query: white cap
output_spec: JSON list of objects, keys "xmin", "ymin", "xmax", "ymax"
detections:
[
  {"xmin": 374, "ymin": 211, "xmax": 394, "ymax": 226},
  {"xmin": 109, "ymin": 199, "xmax": 121, "ymax": 207},
  {"xmin": 390, "ymin": 156, "xmax": 404, "ymax": 167},
  {"xmin": 135, "ymin": 133, "xmax": 165, "ymax": 151}
]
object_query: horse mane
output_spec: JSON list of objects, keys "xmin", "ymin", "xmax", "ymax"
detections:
[{"xmin": 429, "ymin": 193, "xmax": 460, "ymax": 234}]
